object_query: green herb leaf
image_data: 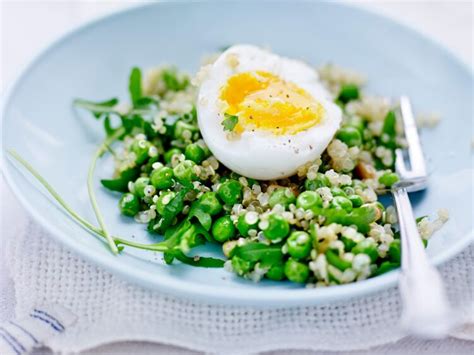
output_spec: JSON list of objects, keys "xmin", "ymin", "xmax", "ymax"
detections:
[
  {"xmin": 312, "ymin": 205, "xmax": 377, "ymax": 234},
  {"xmin": 221, "ymin": 113, "xmax": 238, "ymax": 132},
  {"xmin": 129, "ymin": 67, "xmax": 142, "ymax": 106},
  {"xmin": 134, "ymin": 96, "xmax": 160, "ymax": 110},
  {"xmin": 337, "ymin": 84, "xmax": 359, "ymax": 104},
  {"xmin": 157, "ymin": 187, "xmax": 191, "ymax": 232},
  {"xmin": 188, "ymin": 203, "xmax": 213, "ymax": 231},
  {"xmin": 100, "ymin": 167, "xmax": 141, "ymax": 192},
  {"xmin": 231, "ymin": 243, "xmax": 283, "ymax": 264},
  {"xmin": 103, "ymin": 116, "xmax": 121, "ymax": 137},
  {"xmin": 120, "ymin": 114, "xmax": 154, "ymax": 137},
  {"xmin": 171, "ymin": 250, "xmax": 225, "ymax": 268},
  {"xmin": 73, "ymin": 98, "xmax": 119, "ymax": 118}
]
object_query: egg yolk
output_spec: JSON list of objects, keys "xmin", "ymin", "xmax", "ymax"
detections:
[{"xmin": 220, "ymin": 71, "xmax": 324, "ymax": 135}]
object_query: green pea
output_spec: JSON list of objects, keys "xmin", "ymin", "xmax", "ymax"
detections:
[
  {"xmin": 352, "ymin": 179, "xmax": 367, "ymax": 190},
  {"xmin": 284, "ymin": 258, "xmax": 310, "ymax": 283},
  {"xmin": 343, "ymin": 186, "xmax": 355, "ymax": 195},
  {"xmin": 185, "ymin": 143, "xmax": 206, "ymax": 164},
  {"xmin": 304, "ymin": 173, "xmax": 330, "ymax": 190},
  {"xmin": 263, "ymin": 214, "xmax": 290, "ymax": 241},
  {"xmin": 337, "ymin": 126, "xmax": 363, "ymax": 147},
  {"xmin": 131, "ymin": 139, "xmax": 151, "ymax": 165},
  {"xmin": 231, "ymin": 256, "xmax": 252, "ymax": 276},
  {"xmin": 286, "ymin": 231, "xmax": 312, "ymax": 259},
  {"xmin": 331, "ymin": 196, "xmax": 353, "ymax": 212},
  {"xmin": 338, "ymin": 84, "xmax": 360, "ymax": 104},
  {"xmin": 155, "ymin": 191, "xmax": 176, "ymax": 215},
  {"xmin": 174, "ymin": 121, "xmax": 197, "ymax": 140},
  {"xmin": 173, "ymin": 160, "xmax": 197, "ymax": 184},
  {"xmin": 388, "ymin": 239, "xmax": 401, "ymax": 263},
  {"xmin": 352, "ymin": 239, "xmax": 379, "ymax": 263},
  {"xmin": 164, "ymin": 148, "xmax": 182, "ymax": 164},
  {"xmin": 222, "ymin": 240, "xmax": 237, "ymax": 257},
  {"xmin": 265, "ymin": 264, "xmax": 285, "ymax": 281},
  {"xmin": 296, "ymin": 191, "xmax": 322, "ymax": 210},
  {"xmin": 119, "ymin": 193, "xmax": 140, "ymax": 216},
  {"xmin": 348, "ymin": 194, "xmax": 364, "ymax": 208},
  {"xmin": 133, "ymin": 177, "xmax": 150, "ymax": 198},
  {"xmin": 325, "ymin": 249, "xmax": 352, "ymax": 271},
  {"xmin": 236, "ymin": 213, "xmax": 258, "ymax": 237},
  {"xmin": 212, "ymin": 216, "xmax": 236, "ymax": 243},
  {"xmin": 268, "ymin": 188, "xmax": 296, "ymax": 208},
  {"xmin": 347, "ymin": 115, "xmax": 365, "ymax": 134},
  {"xmin": 198, "ymin": 192, "xmax": 222, "ymax": 215},
  {"xmin": 379, "ymin": 172, "xmax": 399, "ymax": 187},
  {"xmin": 150, "ymin": 166, "xmax": 174, "ymax": 190},
  {"xmin": 217, "ymin": 179, "xmax": 242, "ymax": 205},
  {"xmin": 330, "ymin": 187, "xmax": 346, "ymax": 197}
]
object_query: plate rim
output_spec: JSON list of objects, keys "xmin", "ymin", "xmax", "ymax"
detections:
[{"xmin": 2, "ymin": 0, "xmax": 473, "ymax": 306}]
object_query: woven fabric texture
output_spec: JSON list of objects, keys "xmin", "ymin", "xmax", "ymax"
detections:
[{"xmin": 5, "ymin": 220, "xmax": 473, "ymax": 354}]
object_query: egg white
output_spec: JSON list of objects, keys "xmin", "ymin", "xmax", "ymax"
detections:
[{"xmin": 197, "ymin": 44, "xmax": 342, "ymax": 180}]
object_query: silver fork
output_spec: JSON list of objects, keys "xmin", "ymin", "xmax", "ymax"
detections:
[{"xmin": 392, "ymin": 96, "xmax": 457, "ymax": 338}]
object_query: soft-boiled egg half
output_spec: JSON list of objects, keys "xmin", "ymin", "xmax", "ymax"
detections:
[{"xmin": 197, "ymin": 45, "xmax": 342, "ymax": 180}]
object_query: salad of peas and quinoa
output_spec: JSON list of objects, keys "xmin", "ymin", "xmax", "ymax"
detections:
[{"xmin": 10, "ymin": 47, "xmax": 449, "ymax": 287}]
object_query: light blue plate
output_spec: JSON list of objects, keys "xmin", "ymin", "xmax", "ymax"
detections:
[{"xmin": 2, "ymin": 1, "xmax": 473, "ymax": 306}]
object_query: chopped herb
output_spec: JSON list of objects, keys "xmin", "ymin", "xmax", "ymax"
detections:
[{"xmin": 221, "ymin": 113, "xmax": 239, "ymax": 132}]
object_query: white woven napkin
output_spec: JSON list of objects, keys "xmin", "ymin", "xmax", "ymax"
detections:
[{"xmin": 1, "ymin": 184, "xmax": 473, "ymax": 355}]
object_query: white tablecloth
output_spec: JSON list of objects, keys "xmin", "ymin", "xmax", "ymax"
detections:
[{"xmin": 1, "ymin": 1, "xmax": 473, "ymax": 354}]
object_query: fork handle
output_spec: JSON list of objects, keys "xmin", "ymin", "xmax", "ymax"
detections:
[{"xmin": 392, "ymin": 187, "xmax": 457, "ymax": 338}]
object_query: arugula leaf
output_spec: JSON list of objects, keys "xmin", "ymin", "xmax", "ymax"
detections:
[
  {"xmin": 221, "ymin": 113, "xmax": 238, "ymax": 132},
  {"xmin": 155, "ymin": 187, "xmax": 191, "ymax": 233},
  {"xmin": 120, "ymin": 114, "xmax": 154, "ymax": 137},
  {"xmin": 73, "ymin": 98, "xmax": 119, "ymax": 118},
  {"xmin": 312, "ymin": 205, "xmax": 378, "ymax": 234},
  {"xmin": 172, "ymin": 251, "xmax": 225, "ymax": 268},
  {"xmin": 100, "ymin": 167, "xmax": 141, "ymax": 192},
  {"xmin": 188, "ymin": 202, "xmax": 212, "ymax": 231},
  {"xmin": 170, "ymin": 220, "xmax": 210, "ymax": 249},
  {"xmin": 231, "ymin": 243, "xmax": 283, "ymax": 264},
  {"xmin": 129, "ymin": 67, "xmax": 142, "ymax": 106}
]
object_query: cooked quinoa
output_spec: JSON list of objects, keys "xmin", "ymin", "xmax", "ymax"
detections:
[{"xmin": 73, "ymin": 60, "xmax": 448, "ymax": 286}]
